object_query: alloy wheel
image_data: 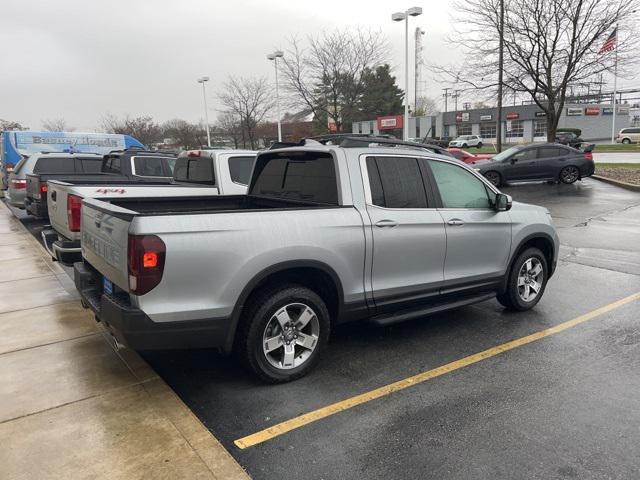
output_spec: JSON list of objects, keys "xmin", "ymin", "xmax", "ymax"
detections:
[
  {"xmin": 262, "ymin": 303, "xmax": 320, "ymax": 370},
  {"xmin": 560, "ymin": 166, "xmax": 579, "ymax": 183},
  {"xmin": 517, "ymin": 257, "xmax": 544, "ymax": 302}
]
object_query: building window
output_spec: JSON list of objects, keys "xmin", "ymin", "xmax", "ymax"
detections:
[
  {"xmin": 505, "ymin": 120, "xmax": 524, "ymax": 138},
  {"xmin": 457, "ymin": 124, "xmax": 472, "ymax": 136},
  {"xmin": 480, "ymin": 124, "xmax": 497, "ymax": 139},
  {"xmin": 444, "ymin": 125, "xmax": 450, "ymax": 138},
  {"xmin": 534, "ymin": 119, "xmax": 547, "ymax": 137},
  {"xmin": 369, "ymin": 121, "xmax": 375, "ymax": 133},
  {"xmin": 357, "ymin": 123, "xmax": 362, "ymax": 134}
]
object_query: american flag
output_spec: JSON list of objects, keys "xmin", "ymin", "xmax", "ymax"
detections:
[{"xmin": 599, "ymin": 27, "xmax": 617, "ymax": 54}]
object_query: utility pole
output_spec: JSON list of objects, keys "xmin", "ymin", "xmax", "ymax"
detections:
[
  {"xmin": 452, "ymin": 90, "xmax": 460, "ymax": 111},
  {"xmin": 496, "ymin": 0, "xmax": 504, "ymax": 153},
  {"xmin": 611, "ymin": 23, "xmax": 619, "ymax": 144},
  {"xmin": 442, "ymin": 88, "xmax": 451, "ymax": 112}
]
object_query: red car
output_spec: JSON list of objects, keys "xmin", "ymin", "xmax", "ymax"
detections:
[{"xmin": 447, "ymin": 148, "xmax": 494, "ymax": 165}]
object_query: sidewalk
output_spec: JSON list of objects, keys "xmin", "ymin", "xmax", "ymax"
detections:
[{"xmin": 0, "ymin": 202, "xmax": 249, "ymax": 480}]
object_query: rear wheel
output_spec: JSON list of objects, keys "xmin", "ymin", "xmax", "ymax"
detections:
[
  {"xmin": 476, "ymin": 142, "xmax": 483, "ymax": 149},
  {"xmin": 236, "ymin": 284, "xmax": 330, "ymax": 383},
  {"xmin": 484, "ymin": 170, "xmax": 501, "ymax": 187},
  {"xmin": 559, "ymin": 165, "xmax": 579, "ymax": 184},
  {"xmin": 497, "ymin": 247, "xmax": 548, "ymax": 311},
  {"xmin": 622, "ymin": 138, "xmax": 631, "ymax": 144}
]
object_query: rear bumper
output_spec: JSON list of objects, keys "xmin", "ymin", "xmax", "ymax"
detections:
[
  {"xmin": 41, "ymin": 229, "xmax": 82, "ymax": 265},
  {"xmin": 74, "ymin": 261, "xmax": 231, "ymax": 351}
]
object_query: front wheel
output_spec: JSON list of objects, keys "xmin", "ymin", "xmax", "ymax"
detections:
[
  {"xmin": 236, "ymin": 284, "xmax": 330, "ymax": 383},
  {"xmin": 497, "ymin": 247, "xmax": 548, "ymax": 311},
  {"xmin": 462, "ymin": 143, "xmax": 468, "ymax": 148},
  {"xmin": 559, "ymin": 165, "xmax": 579, "ymax": 184},
  {"xmin": 484, "ymin": 171, "xmax": 501, "ymax": 187}
]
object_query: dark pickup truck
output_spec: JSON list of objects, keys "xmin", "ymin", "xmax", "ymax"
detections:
[{"xmin": 24, "ymin": 149, "xmax": 176, "ymax": 218}]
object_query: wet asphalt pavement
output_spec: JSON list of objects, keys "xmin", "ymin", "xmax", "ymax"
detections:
[{"xmin": 8, "ymin": 178, "xmax": 640, "ymax": 479}]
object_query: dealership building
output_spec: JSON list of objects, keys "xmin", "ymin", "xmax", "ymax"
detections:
[{"xmin": 352, "ymin": 103, "xmax": 630, "ymax": 142}]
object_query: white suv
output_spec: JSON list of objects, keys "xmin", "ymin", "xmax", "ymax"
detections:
[{"xmin": 449, "ymin": 135, "xmax": 483, "ymax": 148}]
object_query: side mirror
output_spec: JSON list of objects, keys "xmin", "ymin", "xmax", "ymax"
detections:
[
  {"xmin": 495, "ymin": 193, "xmax": 512, "ymax": 211},
  {"xmin": 510, "ymin": 157, "xmax": 518, "ymax": 164}
]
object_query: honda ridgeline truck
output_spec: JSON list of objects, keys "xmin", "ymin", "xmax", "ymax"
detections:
[{"xmin": 74, "ymin": 137, "xmax": 559, "ymax": 383}]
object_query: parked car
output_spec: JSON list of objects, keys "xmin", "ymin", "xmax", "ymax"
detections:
[
  {"xmin": 6, "ymin": 153, "xmax": 104, "ymax": 211},
  {"xmin": 475, "ymin": 143, "xmax": 594, "ymax": 187},
  {"xmin": 449, "ymin": 135, "xmax": 483, "ymax": 148},
  {"xmin": 75, "ymin": 137, "xmax": 558, "ymax": 383},
  {"xmin": 615, "ymin": 127, "xmax": 640, "ymax": 144},
  {"xmin": 447, "ymin": 148, "xmax": 494, "ymax": 164},
  {"xmin": 23, "ymin": 150, "xmax": 177, "ymax": 219},
  {"xmin": 44, "ymin": 149, "xmax": 256, "ymax": 265},
  {"xmin": 555, "ymin": 131, "xmax": 583, "ymax": 148}
]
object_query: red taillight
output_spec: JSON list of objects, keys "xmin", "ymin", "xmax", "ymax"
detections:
[
  {"xmin": 67, "ymin": 194, "xmax": 82, "ymax": 232},
  {"xmin": 11, "ymin": 179, "xmax": 26, "ymax": 189},
  {"xmin": 40, "ymin": 183, "xmax": 48, "ymax": 194},
  {"xmin": 584, "ymin": 152, "xmax": 593, "ymax": 161},
  {"xmin": 128, "ymin": 234, "xmax": 166, "ymax": 295}
]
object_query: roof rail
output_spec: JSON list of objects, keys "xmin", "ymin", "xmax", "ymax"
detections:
[{"xmin": 336, "ymin": 136, "xmax": 445, "ymax": 151}]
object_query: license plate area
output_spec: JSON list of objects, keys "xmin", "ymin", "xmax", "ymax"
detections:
[{"xmin": 103, "ymin": 277, "xmax": 113, "ymax": 295}]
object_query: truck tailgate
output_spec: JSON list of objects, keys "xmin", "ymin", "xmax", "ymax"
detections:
[
  {"xmin": 81, "ymin": 198, "xmax": 134, "ymax": 292},
  {"xmin": 26, "ymin": 174, "xmax": 43, "ymax": 200}
]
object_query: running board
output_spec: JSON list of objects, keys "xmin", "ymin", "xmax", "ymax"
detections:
[{"xmin": 368, "ymin": 292, "xmax": 495, "ymax": 327}]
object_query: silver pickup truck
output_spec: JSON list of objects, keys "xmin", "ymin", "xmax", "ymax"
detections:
[
  {"xmin": 74, "ymin": 138, "xmax": 559, "ymax": 383},
  {"xmin": 45, "ymin": 149, "xmax": 255, "ymax": 265}
]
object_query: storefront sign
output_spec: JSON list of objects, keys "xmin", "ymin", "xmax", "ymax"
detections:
[
  {"xmin": 585, "ymin": 107, "xmax": 600, "ymax": 116},
  {"xmin": 480, "ymin": 114, "xmax": 493, "ymax": 121},
  {"xmin": 506, "ymin": 112, "xmax": 519, "ymax": 120},
  {"xmin": 602, "ymin": 107, "xmax": 613, "ymax": 115},
  {"xmin": 455, "ymin": 112, "xmax": 470, "ymax": 123},
  {"xmin": 534, "ymin": 111, "xmax": 547, "ymax": 117},
  {"xmin": 617, "ymin": 105, "xmax": 630, "ymax": 114},
  {"xmin": 567, "ymin": 107, "xmax": 583, "ymax": 116},
  {"xmin": 377, "ymin": 115, "xmax": 403, "ymax": 130},
  {"xmin": 506, "ymin": 120, "xmax": 512, "ymax": 132}
]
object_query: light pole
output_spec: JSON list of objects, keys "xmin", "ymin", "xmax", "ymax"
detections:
[
  {"xmin": 392, "ymin": 6, "xmax": 422, "ymax": 140},
  {"xmin": 197, "ymin": 76, "xmax": 211, "ymax": 147},
  {"xmin": 267, "ymin": 51, "xmax": 284, "ymax": 142}
]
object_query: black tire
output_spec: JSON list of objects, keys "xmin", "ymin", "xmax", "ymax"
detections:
[
  {"xmin": 462, "ymin": 143, "xmax": 468, "ymax": 148},
  {"xmin": 235, "ymin": 284, "xmax": 330, "ymax": 383},
  {"xmin": 497, "ymin": 247, "xmax": 548, "ymax": 311},
  {"xmin": 484, "ymin": 170, "xmax": 501, "ymax": 187},
  {"xmin": 559, "ymin": 165, "xmax": 579, "ymax": 184},
  {"xmin": 622, "ymin": 138, "xmax": 631, "ymax": 144},
  {"xmin": 476, "ymin": 142, "xmax": 483, "ymax": 149}
]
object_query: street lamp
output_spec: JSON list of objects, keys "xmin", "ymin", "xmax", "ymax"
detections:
[
  {"xmin": 392, "ymin": 6, "xmax": 422, "ymax": 141},
  {"xmin": 197, "ymin": 76, "xmax": 211, "ymax": 147},
  {"xmin": 267, "ymin": 50, "xmax": 284, "ymax": 142}
]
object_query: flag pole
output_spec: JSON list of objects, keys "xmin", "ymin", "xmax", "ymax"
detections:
[{"xmin": 611, "ymin": 23, "xmax": 618, "ymax": 144}]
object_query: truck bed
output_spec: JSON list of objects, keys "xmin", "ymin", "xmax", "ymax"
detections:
[{"xmin": 104, "ymin": 194, "xmax": 339, "ymax": 217}]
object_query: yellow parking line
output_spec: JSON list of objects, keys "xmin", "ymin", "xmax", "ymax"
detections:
[{"xmin": 234, "ymin": 292, "xmax": 640, "ymax": 450}]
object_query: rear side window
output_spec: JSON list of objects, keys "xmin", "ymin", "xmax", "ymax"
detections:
[
  {"xmin": 173, "ymin": 157, "xmax": 215, "ymax": 184},
  {"xmin": 133, "ymin": 156, "xmax": 169, "ymax": 177},
  {"xmin": 102, "ymin": 156, "xmax": 121, "ymax": 174},
  {"xmin": 366, "ymin": 157, "xmax": 428, "ymax": 208},
  {"xmin": 538, "ymin": 147, "xmax": 566, "ymax": 159},
  {"xmin": 33, "ymin": 157, "xmax": 76, "ymax": 173},
  {"xmin": 78, "ymin": 157, "xmax": 103, "ymax": 173},
  {"xmin": 250, "ymin": 153, "xmax": 338, "ymax": 204},
  {"xmin": 228, "ymin": 156, "xmax": 254, "ymax": 185},
  {"xmin": 429, "ymin": 160, "xmax": 491, "ymax": 209}
]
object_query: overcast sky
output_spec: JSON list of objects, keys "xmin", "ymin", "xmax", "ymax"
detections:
[{"xmin": 0, "ymin": 0, "xmax": 632, "ymax": 131}]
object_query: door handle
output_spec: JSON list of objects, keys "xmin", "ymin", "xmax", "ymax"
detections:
[
  {"xmin": 375, "ymin": 220, "xmax": 398, "ymax": 228},
  {"xmin": 447, "ymin": 219, "xmax": 464, "ymax": 226}
]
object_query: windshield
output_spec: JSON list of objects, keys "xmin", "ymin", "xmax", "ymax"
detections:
[{"xmin": 490, "ymin": 146, "xmax": 521, "ymax": 162}]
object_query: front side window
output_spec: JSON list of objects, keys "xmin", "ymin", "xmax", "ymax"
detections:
[
  {"xmin": 366, "ymin": 156, "xmax": 428, "ymax": 208},
  {"xmin": 429, "ymin": 160, "xmax": 491, "ymax": 209},
  {"xmin": 228, "ymin": 156, "xmax": 254, "ymax": 185},
  {"xmin": 513, "ymin": 148, "xmax": 537, "ymax": 161}
]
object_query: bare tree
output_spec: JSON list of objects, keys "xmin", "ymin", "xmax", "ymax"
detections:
[
  {"xmin": 42, "ymin": 118, "xmax": 74, "ymax": 132},
  {"xmin": 218, "ymin": 77, "xmax": 274, "ymax": 149},
  {"xmin": 414, "ymin": 96, "xmax": 440, "ymax": 116},
  {"xmin": 280, "ymin": 28, "xmax": 389, "ymax": 133},
  {"xmin": 0, "ymin": 119, "xmax": 27, "ymax": 131},
  {"xmin": 214, "ymin": 113, "xmax": 243, "ymax": 148},
  {"xmin": 101, "ymin": 114, "xmax": 162, "ymax": 145},
  {"xmin": 161, "ymin": 119, "xmax": 206, "ymax": 149},
  {"xmin": 435, "ymin": 0, "xmax": 638, "ymax": 141}
]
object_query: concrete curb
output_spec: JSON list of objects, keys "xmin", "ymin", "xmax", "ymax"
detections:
[
  {"xmin": 1, "ymin": 200, "xmax": 251, "ymax": 480},
  {"xmin": 592, "ymin": 175, "xmax": 640, "ymax": 192}
]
